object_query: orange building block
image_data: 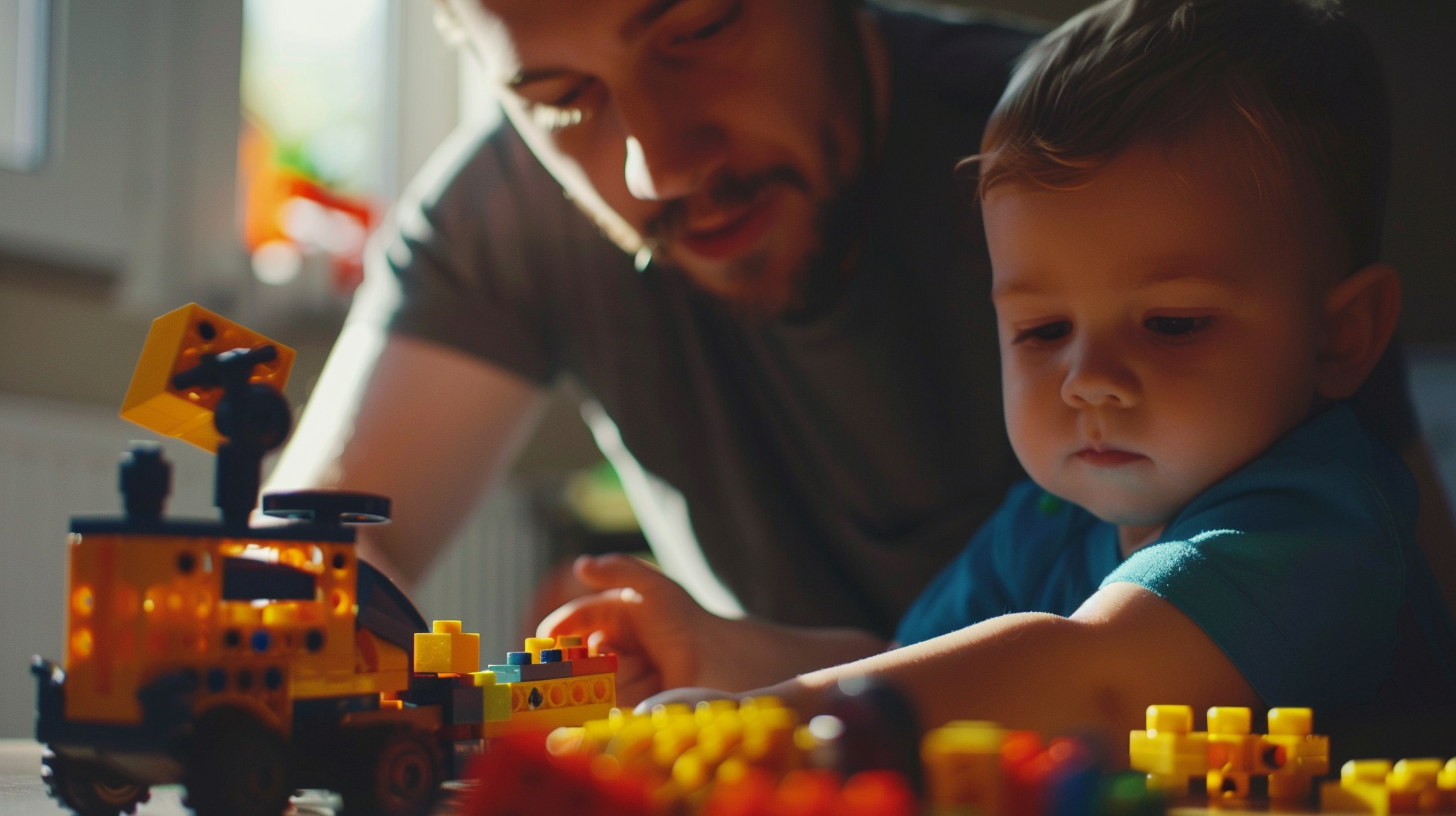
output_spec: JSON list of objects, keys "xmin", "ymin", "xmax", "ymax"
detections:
[
  {"xmin": 413, "ymin": 620, "xmax": 481, "ymax": 674},
  {"xmin": 120, "ymin": 303, "xmax": 294, "ymax": 452}
]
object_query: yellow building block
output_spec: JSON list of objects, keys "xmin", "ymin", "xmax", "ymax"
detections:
[
  {"xmin": 509, "ymin": 672, "xmax": 616, "ymax": 713},
  {"xmin": 921, "ymin": 720, "xmax": 1006, "ymax": 810},
  {"xmin": 469, "ymin": 671, "xmax": 514, "ymax": 722},
  {"xmin": 413, "ymin": 620, "xmax": 480, "ymax": 674},
  {"xmin": 524, "ymin": 637, "xmax": 556, "ymax": 663},
  {"xmin": 1206, "ymin": 706, "xmax": 1257, "ymax": 799},
  {"xmin": 1439, "ymin": 759, "xmax": 1456, "ymax": 805},
  {"xmin": 1389, "ymin": 759, "xmax": 1445, "ymax": 812},
  {"xmin": 1321, "ymin": 760, "xmax": 1395, "ymax": 816},
  {"xmin": 414, "ymin": 634, "xmax": 452, "ymax": 673},
  {"xmin": 483, "ymin": 702, "xmax": 616, "ymax": 739},
  {"xmin": 1263, "ymin": 707, "xmax": 1329, "ymax": 802},
  {"xmin": 120, "ymin": 303, "xmax": 294, "ymax": 452},
  {"xmin": 1130, "ymin": 705, "xmax": 1208, "ymax": 795}
]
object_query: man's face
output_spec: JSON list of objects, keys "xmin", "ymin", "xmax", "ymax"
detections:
[
  {"xmin": 474, "ymin": 0, "xmax": 867, "ymax": 315},
  {"xmin": 985, "ymin": 142, "xmax": 1328, "ymax": 531}
]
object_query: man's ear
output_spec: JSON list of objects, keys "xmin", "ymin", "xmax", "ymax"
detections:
[{"xmin": 1316, "ymin": 262, "xmax": 1402, "ymax": 401}]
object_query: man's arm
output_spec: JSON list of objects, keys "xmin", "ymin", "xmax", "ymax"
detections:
[
  {"xmin": 761, "ymin": 582, "xmax": 1260, "ymax": 748},
  {"xmin": 266, "ymin": 326, "xmax": 545, "ymax": 591}
]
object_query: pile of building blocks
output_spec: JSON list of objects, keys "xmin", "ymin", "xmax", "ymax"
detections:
[
  {"xmin": 1320, "ymin": 757, "xmax": 1456, "ymax": 815},
  {"xmin": 923, "ymin": 720, "xmax": 1122, "ymax": 816},
  {"xmin": 460, "ymin": 696, "xmax": 1164, "ymax": 816},
  {"xmin": 1128, "ymin": 705, "xmax": 1329, "ymax": 804},
  {"xmin": 404, "ymin": 623, "xmax": 617, "ymax": 774}
]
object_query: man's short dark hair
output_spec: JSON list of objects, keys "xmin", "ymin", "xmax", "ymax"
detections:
[{"xmin": 975, "ymin": 0, "xmax": 1391, "ymax": 270}]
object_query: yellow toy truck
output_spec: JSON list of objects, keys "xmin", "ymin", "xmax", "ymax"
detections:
[{"xmin": 31, "ymin": 305, "xmax": 616, "ymax": 816}]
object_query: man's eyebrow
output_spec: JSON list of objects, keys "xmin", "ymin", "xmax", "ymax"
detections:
[
  {"xmin": 621, "ymin": 0, "xmax": 689, "ymax": 41},
  {"xmin": 509, "ymin": 0, "xmax": 688, "ymax": 89}
]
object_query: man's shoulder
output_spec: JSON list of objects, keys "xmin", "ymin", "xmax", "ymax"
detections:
[
  {"xmin": 399, "ymin": 114, "xmax": 564, "ymax": 225},
  {"xmin": 869, "ymin": 0, "xmax": 1044, "ymax": 108}
]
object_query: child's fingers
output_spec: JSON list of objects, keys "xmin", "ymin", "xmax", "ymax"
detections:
[{"xmin": 536, "ymin": 587, "xmax": 643, "ymax": 646}]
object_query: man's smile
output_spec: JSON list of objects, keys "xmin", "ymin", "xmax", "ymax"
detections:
[{"xmin": 679, "ymin": 191, "xmax": 780, "ymax": 262}]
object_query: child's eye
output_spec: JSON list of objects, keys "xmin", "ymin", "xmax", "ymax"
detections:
[
  {"xmin": 1145, "ymin": 315, "xmax": 1212, "ymax": 338},
  {"xmin": 1014, "ymin": 320, "xmax": 1072, "ymax": 344}
]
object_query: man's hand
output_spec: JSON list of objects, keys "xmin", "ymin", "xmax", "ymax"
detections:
[{"xmin": 537, "ymin": 554, "xmax": 719, "ymax": 705}]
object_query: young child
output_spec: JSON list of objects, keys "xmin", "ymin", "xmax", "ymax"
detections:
[{"xmin": 540, "ymin": 0, "xmax": 1456, "ymax": 742}]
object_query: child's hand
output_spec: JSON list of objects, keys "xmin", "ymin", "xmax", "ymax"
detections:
[
  {"xmin": 539, "ymin": 554, "xmax": 890, "ymax": 706},
  {"xmin": 536, "ymin": 554, "xmax": 720, "ymax": 705}
]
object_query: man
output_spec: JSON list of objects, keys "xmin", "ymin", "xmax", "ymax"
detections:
[{"xmin": 269, "ymin": 0, "xmax": 1454, "ymax": 649}]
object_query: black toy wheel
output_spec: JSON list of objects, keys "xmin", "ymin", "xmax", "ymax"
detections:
[
  {"xmin": 340, "ymin": 729, "xmax": 443, "ymax": 816},
  {"xmin": 182, "ymin": 708, "xmax": 295, "ymax": 816},
  {"xmin": 42, "ymin": 751, "xmax": 151, "ymax": 816}
]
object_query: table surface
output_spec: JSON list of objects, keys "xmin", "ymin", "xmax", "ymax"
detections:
[
  {"xmin": 0, "ymin": 739, "xmax": 1353, "ymax": 816},
  {"xmin": 0, "ymin": 741, "xmax": 168, "ymax": 816},
  {"xmin": 0, "ymin": 740, "xmax": 360, "ymax": 816}
]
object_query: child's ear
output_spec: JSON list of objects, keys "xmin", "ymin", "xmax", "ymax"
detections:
[{"xmin": 1316, "ymin": 262, "xmax": 1401, "ymax": 401}]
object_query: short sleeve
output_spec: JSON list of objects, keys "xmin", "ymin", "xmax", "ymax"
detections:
[
  {"xmin": 1102, "ymin": 408, "xmax": 1413, "ymax": 707},
  {"xmin": 896, "ymin": 480, "xmax": 1108, "ymax": 645},
  {"xmin": 372, "ymin": 119, "xmax": 579, "ymax": 385}
]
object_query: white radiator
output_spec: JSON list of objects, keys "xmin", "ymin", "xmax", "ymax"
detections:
[{"xmin": 0, "ymin": 393, "xmax": 541, "ymax": 738}]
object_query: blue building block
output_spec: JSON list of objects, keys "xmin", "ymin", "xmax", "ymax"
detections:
[{"xmin": 486, "ymin": 661, "xmax": 572, "ymax": 682}]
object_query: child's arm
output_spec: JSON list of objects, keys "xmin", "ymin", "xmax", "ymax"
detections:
[
  {"xmin": 538, "ymin": 554, "xmax": 887, "ymax": 705},
  {"xmin": 757, "ymin": 581, "xmax": 1261, "ymax": 747}
]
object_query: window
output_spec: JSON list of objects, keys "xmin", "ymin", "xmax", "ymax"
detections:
[
  {"xmin": 239, "ymin": 0, "xmax": 391, "ymax": 295},
  {"xmin": 0, "ymin": 0, "xmax": 49, "ymax": 172}
]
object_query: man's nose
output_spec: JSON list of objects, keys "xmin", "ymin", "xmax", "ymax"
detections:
[
  {"xmin": 616, "ymin": 85, "xmax": 726, "ymax": 202},
  {"xmin": 1061, "ymin": 337, "xmax": 1140, "ymax": 409}
]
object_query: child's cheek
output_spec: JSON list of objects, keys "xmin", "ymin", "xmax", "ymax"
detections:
[{"xmin": 1002, "ymin": 363, "xmax": 1061, "ymax": 485}]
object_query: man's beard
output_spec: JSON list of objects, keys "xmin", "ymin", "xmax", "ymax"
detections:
[{"xmin": 640, "ymin": 138, "xmax": 869, "ymax": 322}]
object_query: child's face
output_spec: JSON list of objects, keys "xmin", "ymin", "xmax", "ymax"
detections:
[{"xmin": 985, "ymin": 142, "xmax": 1329, "ymax": 530}]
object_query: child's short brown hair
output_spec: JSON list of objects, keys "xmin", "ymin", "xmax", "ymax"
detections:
[{"xmin": 976, "ymin": 0, "xmax": 1391, "ymax": 271}]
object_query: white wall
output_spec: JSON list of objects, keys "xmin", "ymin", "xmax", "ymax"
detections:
[{"xmin": 0, "ymin": 0, "xmax": 247, "ymax": 312}]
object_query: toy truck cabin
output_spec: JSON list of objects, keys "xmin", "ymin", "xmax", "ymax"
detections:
[
  {"xmin": 35, "ymin": 474, "xmax": 435, "ymax": 816},
  {"xmin": 31, "ymin": 305, "xmax": 616, "ymax": 816}
]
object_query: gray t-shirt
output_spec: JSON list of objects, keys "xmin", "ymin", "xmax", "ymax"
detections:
[{"xmin": 372, "ymin": 4, "xmax": 1417, "ymax": 637}]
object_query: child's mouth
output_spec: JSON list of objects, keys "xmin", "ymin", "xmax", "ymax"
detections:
[{"xmin": 1075, "ymin": 447, "xmax": 1147, "ymax": 467}]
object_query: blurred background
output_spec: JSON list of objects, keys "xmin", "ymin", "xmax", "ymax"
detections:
[{"xmin": 0, "ymin": 0, "xmax": 1451, "ymax": 738}]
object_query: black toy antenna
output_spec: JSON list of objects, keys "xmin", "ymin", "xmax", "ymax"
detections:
[{"xmin": 171, "ymin": 345, "xmax": 292, "ymax": 529}]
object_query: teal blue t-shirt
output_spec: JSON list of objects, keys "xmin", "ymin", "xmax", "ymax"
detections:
[{"xmin": 896, "ymin": 404, "xmax": 1456, "ymax": 709}]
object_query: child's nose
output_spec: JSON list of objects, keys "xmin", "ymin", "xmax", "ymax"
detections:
[{"xmin": 1061, "ymin": 341, "xmax": 1140, "ymax": 408}]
